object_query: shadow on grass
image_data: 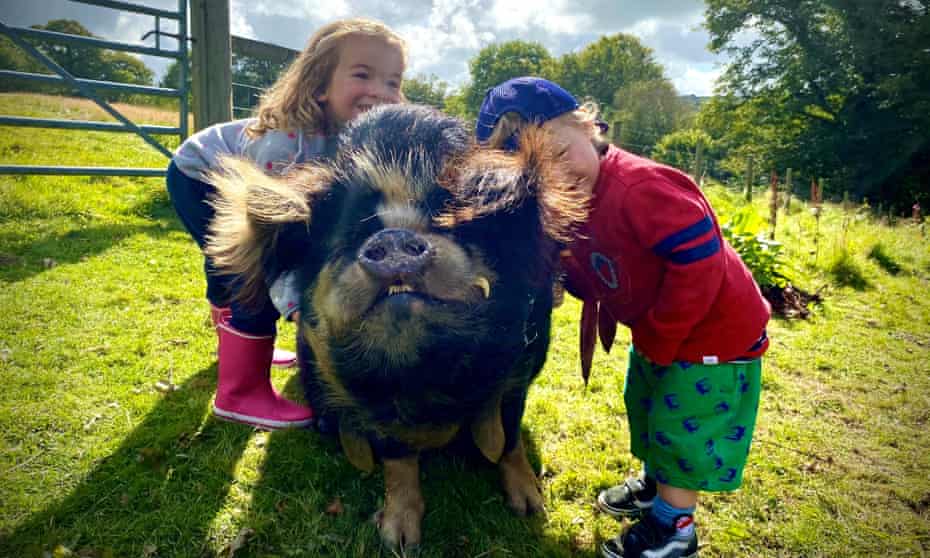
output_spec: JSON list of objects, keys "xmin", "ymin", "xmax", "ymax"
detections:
[
  {"xmin": 827, "ymin": 251, "xmax": 871, "ymax": 290},
  {"xmin": 867, "ymin": 243, "xmax": 902, "ymax": 275},
  {"xmin": 0, "ymin": 367, "xmax": 251, "ymax": 557},
  {"xmin": 0, "ymin": 190, "xmax": 185, "ymax": 284},
  {"xmin": 2, "ymin": 369, "xmax": 574, "ymax": 557},
  {"xmin": 242, "ymin": 378, "xmax": 574, "ymax": 557}
]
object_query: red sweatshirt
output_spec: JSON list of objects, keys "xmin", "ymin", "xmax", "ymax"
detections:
[{"xmin": 561, "ymin": 146, "xmax": 770, "ymax": 373}]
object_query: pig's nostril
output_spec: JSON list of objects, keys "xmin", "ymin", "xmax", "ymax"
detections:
[
  {"xmin": 365, "ymin": 245, "xmax": 388, "ymax": 261},
  {"xmin": 358, "ymin": 228, "xmax": 432, "ymax": 278},
  {"xmin": 403, "ymin": 241, "xmax": 427, "ymax": 257}
]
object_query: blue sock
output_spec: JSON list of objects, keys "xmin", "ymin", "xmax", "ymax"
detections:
[{"xmin": 651, "ymin": 495, "xmax": 696, "ymax": 535}]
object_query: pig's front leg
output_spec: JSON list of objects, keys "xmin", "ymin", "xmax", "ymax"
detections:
[
  {"xmin": 376, "ymin": 454, "xmax": 424, "ymax": 551},
  {"xmin": 499, "ymin": 435, "xmax": 544, "ymax": 516}
]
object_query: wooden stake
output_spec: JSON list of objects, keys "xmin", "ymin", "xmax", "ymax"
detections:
[
  {"xmin": 692, "ymin": 138, "xmax": 704, "ymax": 184},
  {"xmin": 783, "ymin": 168, "xmax": 793, "ymax": 211},
  {"xmin": 745, "ymin": 157, "xmax": 754, "ymax": 202},
  {"xmin": 769, "ymin": 170, "xmax": 779, "ymax": 239}
]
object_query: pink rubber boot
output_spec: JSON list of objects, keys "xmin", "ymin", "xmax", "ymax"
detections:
[
  {"xmin": 210, "ymin": 305, "xmax": 297, "ymax": 368},
  {"xmin": 212, "ymin": 320, "xmax": 313, "ymax": 429}
]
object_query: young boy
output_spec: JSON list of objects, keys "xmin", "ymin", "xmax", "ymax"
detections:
[{"xmin": 476, "ymin": 77, "xmax": 770, "ymax": 558}]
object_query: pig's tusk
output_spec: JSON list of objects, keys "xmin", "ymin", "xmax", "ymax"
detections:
[{"xmin": 473, "ymin": 276, "xmax": 491, "ymax": 299}]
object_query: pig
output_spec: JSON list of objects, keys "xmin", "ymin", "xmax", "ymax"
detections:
[{"xmin": 205, "ymin": 104, "xmax": 589, "ymax": 550}]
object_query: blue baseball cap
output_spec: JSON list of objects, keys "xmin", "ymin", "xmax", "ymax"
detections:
[{"xmin": 475, "ymin": 76, "xmax": 579, "ymax": 150}]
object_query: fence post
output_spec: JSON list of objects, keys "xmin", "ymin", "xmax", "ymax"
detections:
[
  {"xmin": 692, "ymin": 138, "xmax": 704, "ymax": 184},
  {"xmin": 811, "ymin": 178, "xmax": 822, "ymax": 263},
  {"xmin": 769, "ymin": 170, "xmax": 779, "ymax": 239},
  {"xmin": 190, "ymin": 0, "xmax": 231, "ymax": 131},
  {"xmin": 745, "ymin": 157, "xmax": 754, "ymax": 202},
  {"xmin": 783, "ymin": 167, "xmax": 793, "ymax": 211}
]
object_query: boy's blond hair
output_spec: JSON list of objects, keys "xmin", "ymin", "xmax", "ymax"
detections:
[
  {"xmin": 248, "ymin": 18, "xmax": 407, "ymax": 137},
  {"xmin": 485, "ymin": 101, "xmax": 609, "ymax": 154}
]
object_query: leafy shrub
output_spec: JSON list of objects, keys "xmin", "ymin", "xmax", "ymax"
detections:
[{"xmin": 721, "ymin": 208, "xmax": 789, "ymax": 288}]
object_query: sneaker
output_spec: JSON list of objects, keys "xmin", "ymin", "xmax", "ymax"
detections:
[
  {"xmin": 597, "ymin": 477, "xmax": 656, "ymax": 518},
  {"xmin": 601, "ymin": 514, "xmax": 698, "ymax": 558}
]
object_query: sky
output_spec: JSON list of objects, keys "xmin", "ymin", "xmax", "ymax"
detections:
[{"xmin": 1, "ymin": 0, "xmax": 730, "ymax": 96}]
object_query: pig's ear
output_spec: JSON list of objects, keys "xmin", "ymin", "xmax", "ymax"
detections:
[
  {"xmin": 205, "ymin": 156, "xmax": 333, "ymax": 306},
  {"xmin": 436, "ymin": 126, "xmax": 590, "ymax": 243}
]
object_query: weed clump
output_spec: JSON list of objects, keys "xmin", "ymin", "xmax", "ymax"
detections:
[{"xmin": 828, "ymin": 250, "xmax": 870, "ymax": 290}]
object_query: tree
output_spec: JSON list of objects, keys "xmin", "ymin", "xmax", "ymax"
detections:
[
  {"xmin": 611, "ymin": 78, "xmax": 688, "ymax": 155},
  {"xmin": 0, "ymin": 36, "xmax": 47, "ymax": 93},
  {"xmin": 159, "ymin": 60, "xmax": 192, "ymax": 108},
  {"xmin": 402, "ymin": 74, "xmax": 448, "ymax": 109},
  {"xmin": 554, "ymin": 34, "xmax": 665, "ymax": 118},
  {"xmin": 653, "ymin": 128, "xmax": 724, "ymax": 180},
  {"xmin": 462, "ymin": 41, "xmax": 556, "ymax": 120},
  {"xmin": 697, "ymin": 93, "xmax": 807, "ymax": 185},
  {"xmin": 704, "ymin": 0, "xmax": 930, "ymax": 209},
  {"xmin": 35, "ymin": 20, "xmax": 153, "ymax": 87},
  {"xmin": 230, "ymin": 54, "xmax": 287, "ymax": 114},
  {"xmin": 160, "ymin": 60, "xmax": 186, "ymax": 90},
  {"xmin": 441, "ymin": 87, "xmax": 470, "ymax": 121},
  {"xmin": 0, "ymin": 20, "xmax": 155, "ymax": 99}
]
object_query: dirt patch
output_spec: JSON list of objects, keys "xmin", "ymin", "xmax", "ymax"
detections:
[
  {"xmin": 762, "ymin": 283, "xmax": 824, "ymax": 319},
  {"xmin": 907, "ymin": 493, "xmax": 930, "ymax": 515},
  {"xmin": 0, "ymin": 253, "xmax": 20, "ymax": 267},
  {"xmin": 889, "ymin": 331, "xmax": 928, "ymax": 347}
]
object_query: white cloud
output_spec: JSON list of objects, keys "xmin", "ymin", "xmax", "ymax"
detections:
[
  {"xmin": 624, "ymin": 18, "xmax": 661, "ymax": 39},
  {"xmin": 230, "ymin": 2, "xmax": 256, "ymax": 38},
  {"xmin": 247, "ymin": 0, "xmax": 350, "ymax": 21},
  {"xmin": 670, "ymin": 65, "xmax": 721, "ymax": 96},
  {"xmin": 486, "ymin": 0, "xmax": 594, "ymax": 35},
  {"xmin": 1, "ymin": 0, "xmax": 735, "ymax": 94},
  {"xmin": 397, "ymin": 0, "xmax": 488, "ymax": 76}
]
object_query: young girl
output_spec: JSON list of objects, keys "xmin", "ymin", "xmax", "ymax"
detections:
[
  {"xmin": 167, "ymin": 18, "xmax": 406, "ymax": 430},
  {"xmin": 477, "ymin": 77, "xmax": 770, "ymax": 558}
]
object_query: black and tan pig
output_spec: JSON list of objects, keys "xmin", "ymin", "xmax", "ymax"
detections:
[{"xmin": 206, "ymin": 104, "xmax": 589, "ymax": 550}]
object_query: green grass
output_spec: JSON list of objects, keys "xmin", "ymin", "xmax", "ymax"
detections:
[{"xmin": 1, "ymin": 93, "xmax": 929, "ymax": 557}]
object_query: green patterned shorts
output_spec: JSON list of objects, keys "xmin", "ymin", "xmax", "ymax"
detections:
[{"xmin": 624, "ymin": 346, "xmax": 762, "ymax": 492}]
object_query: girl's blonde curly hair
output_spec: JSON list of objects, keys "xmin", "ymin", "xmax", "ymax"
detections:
[{"xmin": 247, "ymin": 18, "xmax": 407, "ymax": 137}]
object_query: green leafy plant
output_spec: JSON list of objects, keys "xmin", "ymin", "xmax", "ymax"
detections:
[{"xmin": 721, "ymin": 208, "xmax": 789, "ymax": 288}]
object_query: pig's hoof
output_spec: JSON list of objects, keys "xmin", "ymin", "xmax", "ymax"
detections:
[
  {"xmin": 502, "ymin": 468, "xmax": 545, "ymax": 516},
  {"xmin": 374, "ymin": 506, "xmax": 423, "ymax": 554}
]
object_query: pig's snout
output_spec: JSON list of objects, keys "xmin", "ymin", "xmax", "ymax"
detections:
[{"xmin": 358, "ymin": 228, "xmax": 433, "ymax": 279}]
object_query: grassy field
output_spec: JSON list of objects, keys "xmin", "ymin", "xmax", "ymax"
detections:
[{"xmin": 1, "ymin": 93, "xmax": 928, "ymax": 557}]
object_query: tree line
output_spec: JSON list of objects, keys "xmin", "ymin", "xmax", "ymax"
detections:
[
  {"xmin": 405, "ymin": 2, "xmax": 929, "ymax": 212},
  {"xmin": 2, "ymin": 3, "xmax": 927, "ymax": 211},
  {"xmin": 0, "ymin": 20, "xmax": 154, "ymax": 100}
]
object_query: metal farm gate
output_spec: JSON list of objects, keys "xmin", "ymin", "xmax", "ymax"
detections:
[{"xmin": 0, "ymin": 0, "xmax": 189, "ymax": 177}]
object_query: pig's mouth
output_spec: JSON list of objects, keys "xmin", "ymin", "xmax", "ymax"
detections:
[
  {"xmin": 377, "ymin": 281, "xmax": 441, "ymax": 305},
  {"xmin": 366, "ymin": 276, "xmax": 492, "ymax": 315}
]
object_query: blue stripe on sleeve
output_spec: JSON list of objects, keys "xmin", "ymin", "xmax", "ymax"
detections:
[
  {"xmin": 747, "ymin": 330, "xmax": 768, "ymax": 352},
  {"xmin": 668, "ymin": 236, "xmax": 721, "ymax": 265},
  {"xmin": 652, "ymin": 216, "xmax": 713, "ymax": 257}
]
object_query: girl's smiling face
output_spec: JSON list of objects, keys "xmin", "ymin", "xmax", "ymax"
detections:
[
  {"xmin": 316, "ymin": 35, "xmax": 405, "ymax": 129},
  {"xmin": 545, "ymin": 117, "xmax": 601, "ymax": 195}
]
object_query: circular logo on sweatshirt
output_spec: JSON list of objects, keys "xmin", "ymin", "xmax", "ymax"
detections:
[{"xmin": 589, "ymin": 252, "xmax": 618, "ymax": 289}]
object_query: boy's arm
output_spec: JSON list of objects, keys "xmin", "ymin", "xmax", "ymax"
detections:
[{"xmin": 624, "ymin": 179, "xmax": 726, "ymax": 365}]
